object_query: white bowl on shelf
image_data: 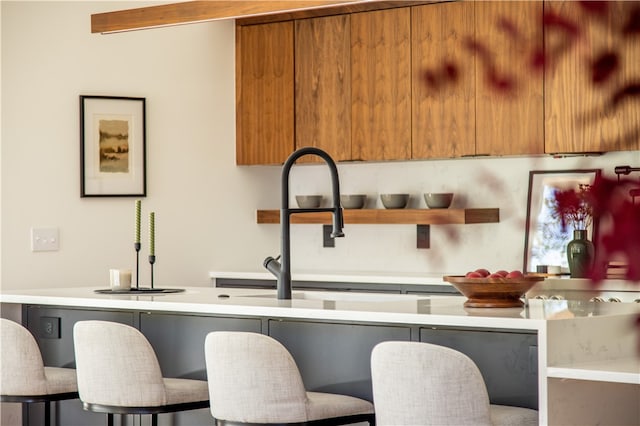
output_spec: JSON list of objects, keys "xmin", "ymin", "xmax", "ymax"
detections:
[{"xmin": 380, "ymin": 194, "xmax": 409, "ymax": 209}]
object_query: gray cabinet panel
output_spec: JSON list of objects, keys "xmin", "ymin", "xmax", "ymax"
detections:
[
  {"xmin": 140, "ymin": 313, "xmax": 262, "ymax": 380},
  {"xmin": 420, "ymin": 327, "xmax": 538, "ymax": 409},
  {"xmin": 139, "ymin": 313, "xmax": 262, "ymax": 426},
  {"xmin": 268, "ymin": 319, "xmax": 411, "ymax": 401},
  {"xmin": 24, "ymin": 306, "xmax": 135, "ymax": 426}
]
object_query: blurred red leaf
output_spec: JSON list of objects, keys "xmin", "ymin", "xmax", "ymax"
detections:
[
  {"xmin": 444, "ymin": 62, "xmax": 459, "ymax": 82},
  {"xmin": 542, "ymin": 11, "xmax": 580, "ymax": 38},
  {"xmin": 463, "ymin": 37, "xmax": 492, "ymax": 63},
  {"xmin": 610, "ymin": 82, "xmax": 640, "ymax": 108},
  {"xmin": 578, "ymin": 1, "xmax": 609, "ymax": 16},
  {"xmin": 623, "ymin": 6, "xmax": 640, "ymax": 36},
  {"xmin": 591, "ymin": 52, "xmax": 619, "ymax": 84},
  {"xmin": 496, "ymin": 16, "xmax": 522, "ymax": 42}
]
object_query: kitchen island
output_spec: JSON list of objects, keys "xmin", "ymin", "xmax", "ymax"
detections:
[{"xmin": 1, "ymin": 286, "xmax": 639, "ymax": 426}]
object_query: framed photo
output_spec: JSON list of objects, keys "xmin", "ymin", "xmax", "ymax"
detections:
[
  {"xmin": 80, "ymin": 95, "xmax": 146, "ymax": 197},
  {"xmin": 523, "ymin": 169, "xmax": 601, "ymax": 274}
]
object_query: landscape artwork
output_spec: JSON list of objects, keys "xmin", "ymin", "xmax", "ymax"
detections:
[
  {"xmin": 80, "ymin": 95, "xmax": 146, "ymax": 197},
  {"xmin": 98, "ymin": 118, "xmax": 130, "ymax": 173}
]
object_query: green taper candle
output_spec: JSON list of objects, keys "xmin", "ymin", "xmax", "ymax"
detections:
[
  {"xmin": 135, "ymin": 200, "xmax": 141, "ymax": 244},
  {"xmin": 149, "ymin": 212, "xmax": 155, "ymax": 256}
]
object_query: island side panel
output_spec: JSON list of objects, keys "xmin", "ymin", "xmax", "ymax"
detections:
[{"xmin": 545, "ymin": 309, "xmax": 640, "ymax": 425}]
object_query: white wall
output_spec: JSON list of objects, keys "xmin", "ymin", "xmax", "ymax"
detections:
[{"xmin": 2, "ymin": 1, "xmax": 638, "ymax": 291}]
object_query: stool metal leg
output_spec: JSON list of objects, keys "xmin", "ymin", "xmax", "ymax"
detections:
[
  {"xmin": 44, "ymin": 401, "xmax": 51, "ymax": 426},
  {"xmin": 152, "ymin": 413, "xmax": 158, "ymax": 426}
]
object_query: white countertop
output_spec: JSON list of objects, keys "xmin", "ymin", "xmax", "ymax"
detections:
[
  {"xmin": 2, "ymin": 286, "xmax": 639, "ymax": 332},
  {"xmin": 3, "ymin": 284, "xmax": 638, "ymax": 419}
]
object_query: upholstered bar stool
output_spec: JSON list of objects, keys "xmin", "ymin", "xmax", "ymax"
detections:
[
  {"xmin": 204, "ymin": 331, "xmax": 375, "ymax": 426},
  {"xmin": 0, "ymin": 318, "xmax": 78, "ymax": 426},
  {"xmin": 371, "ymin": 341, "xmax": 538, "ymax": 426},
  {"xmin": 73, "ymin": 320, "xmax": 209, "ymax": 426}
]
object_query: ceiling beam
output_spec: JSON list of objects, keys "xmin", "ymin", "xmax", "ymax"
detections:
[{"xmin": 91, "ymin": 0, "xmax": 370, "ymax": 33}]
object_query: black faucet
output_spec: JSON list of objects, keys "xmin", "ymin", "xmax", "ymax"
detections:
[{"xmin": 263, "ymin": 147, "xmax": 345, "ymax": 300}]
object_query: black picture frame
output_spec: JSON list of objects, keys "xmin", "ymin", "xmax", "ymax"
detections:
[
  {"xmin": 80, "ymin": 95, "xmax": 146, "ymax": 197},
  {"xmin": 523, "ymin": 169, "xmax": 601, "ymax": 274}
]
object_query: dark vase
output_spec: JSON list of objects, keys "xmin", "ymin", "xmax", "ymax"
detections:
[{"xmin": 567, "ymin": 229, "xmax": 594, "ymax": 278}]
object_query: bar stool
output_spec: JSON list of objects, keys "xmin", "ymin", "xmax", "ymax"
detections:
[
  {"xmin": 73, "ymin": 320, "xmax": 209, "ymax": 426},
  {"xmin": 371, "ymin": 341, "xmax": 538, "ymax": 426},
  {"xmin": 204, "ymin": 331, "xmax": 375, "ymax": 425},
  {"xmin": 0, "ymin": 318, "xmax": 78, "ymax": 426}
]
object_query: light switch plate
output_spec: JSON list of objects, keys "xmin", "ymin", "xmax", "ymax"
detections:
[{"xmin": 31, "ymin": 227, "xmax": 60, "ymax": 252}]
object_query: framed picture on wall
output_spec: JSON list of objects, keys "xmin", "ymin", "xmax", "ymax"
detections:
[
  {"xmin": 80, "ymin": 95, "xmax": 146, "ymax": 197},
  {"xmin": 523, "ymin": 169, "xmax": 601, "ymax": 274}
]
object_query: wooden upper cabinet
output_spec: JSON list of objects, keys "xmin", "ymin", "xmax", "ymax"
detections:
[
  {"xmin": 475, "ymin": 1, "xmax": 544, "ymax": 156},
  {"xmin": 351, "ymin": 8, "xmax": 412, "ymax": 161},
  {"xmin": 412, "ymin": 2, "xmax": 476, "ymax": 159},
  {"xmin": 295, "ymin": 15, "xmax": 351, "ymax": 163},
  {"xmin": 236, "ymin": 22, "xmax": 294, "ymax": 165},
  {"xmin": 545, "ymin": 0, "xmax": 640, "ymax": 153}
]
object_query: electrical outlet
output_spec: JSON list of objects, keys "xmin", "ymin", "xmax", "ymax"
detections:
[
  {"xmin": 39, "ymin": 316, "xmax": 61, "ymax": 339},
  {"xmin": 31, "ymin": 227, "xmax": 59, "ymax": 252}
]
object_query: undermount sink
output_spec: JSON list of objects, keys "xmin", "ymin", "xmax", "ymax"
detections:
[{"xmin": 242, "ymin": 291, "xmax": 425, "ymax": 303}]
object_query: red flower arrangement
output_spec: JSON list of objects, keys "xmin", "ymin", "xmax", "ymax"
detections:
[
  {"xmin": 551, "ymin": 176, "xmax": 640, "ymax": 283},
  {"xmin": 552, "ymin": 184, "xmax": 594, "ymax": 231}
]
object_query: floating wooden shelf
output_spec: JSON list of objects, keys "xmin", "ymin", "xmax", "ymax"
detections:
[
  {"xmin": 257, "ymin": 208, "xmax": 500, "ymax": 225},
  {"xmin": 257, "ymin": 208, "xmax": 500, "ymax": 249}
]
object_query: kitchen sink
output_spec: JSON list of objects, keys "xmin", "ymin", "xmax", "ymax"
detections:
[{"xmin": 241, "ymin": 291, "xmax": 426, "ymax": 303}]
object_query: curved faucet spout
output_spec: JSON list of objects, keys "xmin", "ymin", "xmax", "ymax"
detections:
[{"xmin": 264, "ymin": 147, "xmax": 345, "ymax": 300}]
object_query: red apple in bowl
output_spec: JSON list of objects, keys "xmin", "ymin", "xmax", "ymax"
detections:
[
  {"xmin": 494, "ymin": 270, "xmax": 509, "ymax": 277},
  {"xmin": 474, "ymin": 268, "xmax": 491, "ymax": 277},
  {"xmin": 443, "ymin": 273, "xmax": 545, "ymax": 308},
  {"xmin": 506, "ymin": 270, "xmax": 524, "ymax": 278}
]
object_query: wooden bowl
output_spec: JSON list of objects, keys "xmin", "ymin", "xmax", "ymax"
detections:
[{"xmin": 443, "ymin": 275, "xmax": 545, "ymax": 308}]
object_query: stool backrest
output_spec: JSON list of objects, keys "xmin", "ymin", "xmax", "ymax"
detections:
[
  {"xmin": 73, "ymin": 321, "xmax": 166, "ymax": 407},
  {"xmin": 0, "ymin": 319, "xmax": 48, "ymax": 396},
  {"xmin": 371, "ymin": 341, "xmax": 492, "ymax": 426},
  {"xmin": 204, "ymin": 331, "xmax": 308, "ymax": 423}
]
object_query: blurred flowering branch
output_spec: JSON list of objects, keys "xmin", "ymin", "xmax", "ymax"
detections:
[
  {"xmin": 422, "ymin": 2, "xmax": 640, "ymax": 284},
  {"xmin": 589, "ymin": 176, "xmax": 640, "ymax": 282},
  {"xmin": 552, "ymin": 184, "xmax": 594, "ymax": 231}
]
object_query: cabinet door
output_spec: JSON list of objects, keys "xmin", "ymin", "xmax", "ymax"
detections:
[
  {"xmin": 420, "ymin": 327, "xmax": 538, "ymax": 409},
  {"xmin": 295, "ymin": 15, "xmax": 351, "ymax": 163},
  {"xmin": 25, "ymin": 306, "xmax": 135, "ymax": 426},
  {"xmin": 351, "ymin": 8, "xmax": 411, "ymax": 161},
  {"xmin": 269, "ymin": 319, "xmax": 411, "ymax": 401},
  {"xmin": 236, "ymin": 22, "xmax": 294, "ymax": 165},
  {"xmin": 545, "ymin": 0, "xmax": 640, "ymax": 153},
  {"xmin": 475, "ymin": 1, "xmax": 544, "ymax": 156},
  {"xmin": 412, "ymin": 2, "xmax": 476, "ymax": 159}
]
